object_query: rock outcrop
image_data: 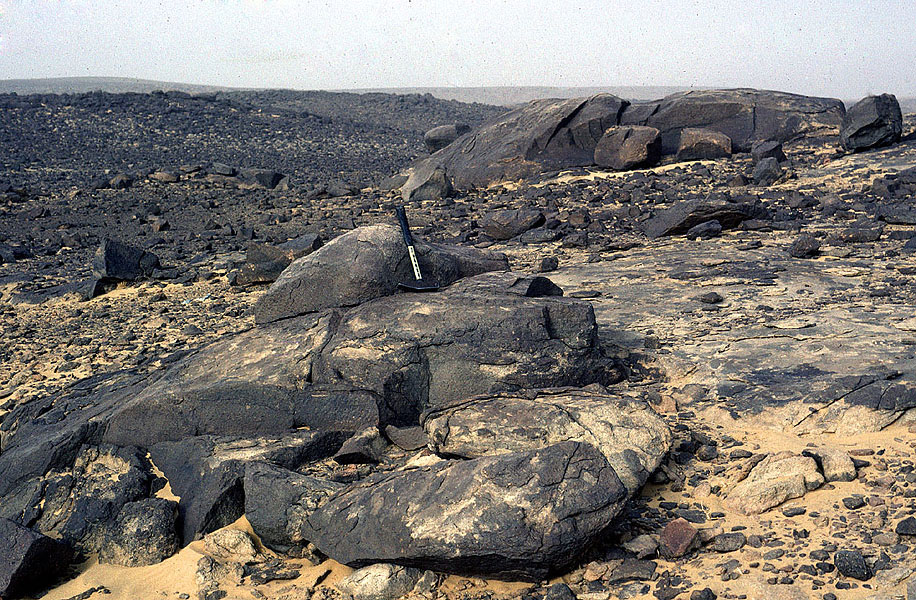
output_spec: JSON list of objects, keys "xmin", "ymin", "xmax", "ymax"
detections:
[
  {"xmin": 593, "ymin": 126, "xmax": 662, "ymax": 170},
  {"xmin": 422, "ymin": 386, "xmax": 671, "ymax": 495}
]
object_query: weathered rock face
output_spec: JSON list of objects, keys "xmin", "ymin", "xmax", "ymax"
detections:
[
  {"xmin": 593, "ymin": 126, "xmax": 662, "ymax": 170},
  {"xmin": 302, "ymin": 442, "xmax": 627, "ymax": 579},
  {"xmin": 254, "ymin": 224, "xmax": 508, "ymax": 323},
  {"xmin": 413, "ymin": 94, "xmax": 629, "ymax": 189},
  {"xmin": 0, "ymin": 518, "xmax": 73, "ymax": 599},
  {"xmin": 643, "ymin": 198, "xmax": 757, "ymax": 238},
  {"xmin": 313, "ymin": 272, "xmax": 623, "ymax": 423},
  {"xmin": 243, "ymin": 461, "xmax": 343, "ymax": 553},
  {"xmin": 840, "ymin": 94, "xmax": 903, "ymax": 151},
  {"xmin": 621, "ymin": 89, "xmax": 845, "ymax": 154},
  {"xmin": 337, "ymin": 563, "xmax": 428, "ymax": 600},
  {"xmin": 424, "ymin": 124, "xmax": 471, "ymax": 153},
  {"xmin": 675, "ymin": 128, "xmax": 732, "ymax": 161},
  {"xmin": 422, "ymin": 386, "xmax": 671, "ymax": 495}
]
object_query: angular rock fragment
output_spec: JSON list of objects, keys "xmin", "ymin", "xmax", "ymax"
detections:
[
  {"xmin": 593, "ymin": 126, "xmax": 662, "ymax": 170},
  {"xmin": 753, "ymin": 157, "xmax": 783, "ymax": 185},
  {"xmin": 99, "ymin": 498, "xmax": 179, "ymax": 567},
  {"xmin": 480, "ymin": 208, "xmax": 545, "ymax": 240},
  {"xmin": 675, "ymin": 128, "xmax": 732, "ymax": 161},
  {"xmin": 302, "ymin": 442, "xmax": 627, "ymax": 579},
  {"xmin": 401, "ymin": 162, "xmax": 453, "ymax": 202},
  {"xmin": 726, "ymin": 452, "xmax": 824, "ymax": 515},
  {"xmin": 0, "ymin": 518, "xmax": 73, "ymax": 599},
  {"xmin": 644, "ymin": 199, "xmax": 756, "ymax": 238},
  {"xmin": 840, "ymin": 94, "xmax": 903, "ymax": 151},
  {"xmin": 92, "ymin": 238, "xmax": 160, "ymax": 281},
  {"xmin": 337, "ymin": 563, "xmax": 427, "ymax": 600}
]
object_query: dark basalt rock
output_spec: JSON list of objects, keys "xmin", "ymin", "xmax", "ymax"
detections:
[
  {"xmin": 301, "ymin": 442, "xmax": 627, "ymax": 579},
  {"xmin": 840, "ymin": 94, "xmax": 903, "ymax": 152},
  {"xmin": 643, "ymin": 199, "xmax": 757, "ymax": 238},
  {"xmin": 99, "ymin": 498, "xmax": 179, "ymax": 567},
  {"xmin": 424, "ymin": 123, "xmax": 471, "ymax": 153},
  {"xmin": 0, "ymin": 518, "xmax": 73, "ymax": 599},
  {"xmin": 412, "ymin": 94, "xmax": 629, "ymax": 189},
  {"xmin": 753, "ymin": 157, "xmax": 784, "ymax": 186},
  {"xmin": 421, "ymin": 386, "xmax": 670, "ymax": 495},
  {"xmin": 254, "ymin": 224, "xmax": 509, "ymax": 324},
  {"xmin": 92, "ymin": 238, "xmax": 160, "ymax": 281},
  {"xmin": 675, "ymin": 128, "xmax": 732, "ymax": 161},
  {"xmin": 480, "ymin": 208, "xmax": 545, "ymax": 240},
  {"xmin": 593, "ymin": 126, "xmax": 662, "ymax": 171},
  {"xmin": 621, "ymin": 88, "xmax": 845, "ymax": 154}
]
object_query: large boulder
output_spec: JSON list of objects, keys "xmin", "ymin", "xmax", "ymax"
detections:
[
  {"xmin": 424, "ymin": 124, "xmax": 471, "ymax": 153},
  {"xmin": 0, "ymin": 518, "xmax": 73, "ymax": 599},
  {"xmin": 421, "ymin": 386, "xmax": 670, "ymax": 495},
  {"xmin": 675, "ymin": 128, "xmax": 732, "ymax": 161},
  {"xmin": 412, "ymin": 94, "xmax": 629, "ymax": 189},
  {"xmin": 98, "ymin": 498, "xmax": 179, "ymax": 567},
  {"xmin": 593, "ymin": 126, "xmax": 662, "ymax": 170},
  {"xmin": 254, "ymin": 224, "xmax": 509, "ymax": 323},
  {"xmin": 621, "ymin": 89, "xmax": 845, "ymax": 154},
  {"xmin": 400, "ymin": 162, "xmax": 453, "ymax": 202},
  {"xmin": 840, "ymin": 94, "xmax": 903, "ymax": 151},
  {"xmin": 301, "ymin": 442, "xmax": 627, "ymax": 579}
]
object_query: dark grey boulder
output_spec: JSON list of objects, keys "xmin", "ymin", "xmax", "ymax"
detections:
[
  {"xmin": 254, "ymin": 224, "xmax": 508, "ymax": 324},
  {"xmin": 421, "ymin": 386, "xmax": 671, "ymax": 495},
  {"xmin": 480, "ymin": 208, "xmax": 545, "ymax": 240},
  {"xmin": 92, "ymin": 239, "xmax": 160, "ymax": 281},
  {"xmin": 243, "ymin": 461, "xmax": 342, "ymax": 554},
  {"xmin": 423, "ymin": 124, "xmax": 471, "ymax": 153},
  {"xmin": 753, "ymin": 157, "xmax": 784, "ymax": 185},
  {"xmin": 788, "ymin": 235, "xmax": 821, "ymax": 258},
  {"xmin": 685, "ymin": 220, "xmax": 722, "ymax": 240},
  {"xmin": 751, "ymin": 140, "xmax": 787, "ymax": 164},
  {"xmin": 840, "ymin": 94, "xmax": 903, "ymax": 151},
  {"xmin": 593, "ymin": 126, "xmax": 662, "ymax": 170},
  {"xmin": 621, "ymin": 88, "xmax": 845, "ymax": 154},
  {"xmin": 333, "ymin": 427, "xmax": 388, "ymax": 464},
  {"xmin": 312, "ymin": 272, "xmax": 622, "ymax": 423},
  {"xmin": 675, "ymin": 128, "xmax": 732, "ymax": 161},
  {"xmin": 401, "ymin": 162, "xmax": 453, "ymax": 202},
  {"xmin": 301, "ymin": 442, "xmax": 627, "ymax": 579},
  {"xmin": 99, "ymin": 498, "xmax": 179, "ymax": 567},
  {"xmin": 411, "ymin": 94, "xmax": 628, "ymax": 189},
  {"xmin": 147, "ymin": 432, "xmax": 346, "ymax": 545},
  {"xmin": 643, "ymin": 199, "xmax": 756, "ymax": 238},
  {"xmin": 0, "ymin": 518, "xmax": 73, "ymax": 599}
]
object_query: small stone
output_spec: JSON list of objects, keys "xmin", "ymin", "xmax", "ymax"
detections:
[
  {"xmin": 539, "ymin": 256, "xmax": 559, "ymax": 273},
  {"xmin": 544, "ymin": 582, "xmax": 577, "ymax": 600},
  {"xmin": 698, "ymin": 292, "xmax": 723, "ymax": 304},
  {"xmin": 789, "ymin": 235, "xmax": 820, "ymax": 258},
  {"xmin": 659, "ymin": 518, "xmax": 699, "ymax": 558},
  {"xmin": 842, "ymin": 496, "xmax": 865, "ymax": 510},
  {"xmin": 709, "ymin": 532, "xmax": 746, "ymax": 553}
]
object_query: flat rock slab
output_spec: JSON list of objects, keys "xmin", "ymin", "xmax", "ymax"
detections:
[
  {"xmin": 548, "ymin": 228, "xmax": 916, "ymax": 435},
  {"xmin": 301, "ymin": 441, "xmax": 627, "ymax": 580},
  {"xmin": 422, "ymin": 385, "xmax": 671, "ymax": 495}
]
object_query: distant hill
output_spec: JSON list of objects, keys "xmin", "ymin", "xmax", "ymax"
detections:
[
  {"xmin": 344, "ymin": 86, "xmax": 703, "ymax": 106},
  {"xmin": 0, "ymin": 77, "xmax": 244, "ymax": 95}
]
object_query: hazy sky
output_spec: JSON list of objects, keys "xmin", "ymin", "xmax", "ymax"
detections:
[{"xmin": 1, "ymin": 0, "xmax": 914, "ymax": 98}]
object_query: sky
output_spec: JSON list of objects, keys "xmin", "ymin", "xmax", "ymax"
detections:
[{"xmin": 0, "ymin": 0, "xmax": 914, "ymax": 99}]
